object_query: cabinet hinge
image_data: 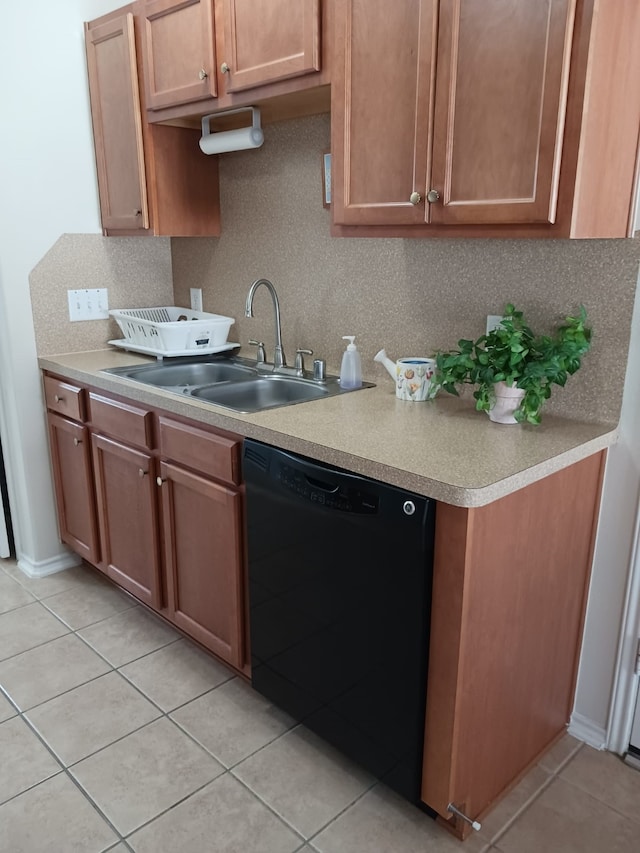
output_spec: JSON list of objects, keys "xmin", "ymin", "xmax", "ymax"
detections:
[{"xmin": 635, "ymin": 638, "xmax": 640, "ymax": 676}]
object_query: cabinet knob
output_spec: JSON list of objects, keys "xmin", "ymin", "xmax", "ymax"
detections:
[
  {"xmin": 73, "ymin": 437, "xmax": 82, "ymax": 447},
  {"xmin": 198, "ymin": 68, "xmax": 208, "ymax": 80},
  {"xmin": 156, "ymin": 476, "xmax": 165, "ymax": 487},
  {"xmin": 139, "ymin": 468, "xmax": 148, "ymax": 478},
  {"xmin": 54, "ymin": 394, "xmax": 64, "ymax": 403},
  {"xmin": 220, "ymin": 62, "xmax": 230, "ymax": 74},
  {"xmin": 409, "ymin": 191, "xmax": 422, "ymax": 205},
  {"xmin": 427, "ymin": 189, "xmax": 441, "ymax": 203}
]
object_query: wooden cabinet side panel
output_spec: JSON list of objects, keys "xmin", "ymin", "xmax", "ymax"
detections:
[
  {"xmin": 430, "ymin": 0, "xmax": 576, "ymax": 226},
  {"xmin": 47, "ymin": 414, "xmax": 100, "ymax": 565},
  {"xmin": 423, "ymin": 452, "xmax": 605, "ymax": 826},
  {"xmin": 161, "ymin": 462, "xmax": 244, "ymax": 668},
  {"xmin": 219, "ymin": 0, "xmax": 320, "ymax": 94}
]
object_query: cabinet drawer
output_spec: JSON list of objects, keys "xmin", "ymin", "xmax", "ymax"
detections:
[
  {"xmin": 44, "ymin": 376, "xmax": 86, "ymax": 421},
  {"xmin": 89, "ymin": 393, "xmax": 153, "ymax": 449},
  {"xmin": 158, "ymin": 416, "xmax": 241, "ymax": 485}
]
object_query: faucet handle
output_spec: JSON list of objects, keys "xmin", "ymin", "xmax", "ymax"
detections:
[
  {"xmin": 295, "ymin": 348, "xmax": 313, "ymax": 376},
  {"xmin": 248, "ymin": 339, "xmax": 266, "ymax": 363}
]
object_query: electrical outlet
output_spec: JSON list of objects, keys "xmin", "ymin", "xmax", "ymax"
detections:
[
  {"xmin": 67, "ymin": 288, "xmax": 109, "ymax": 321},
  {"xmin": 190, "ymin": 288, "xmax": 203, "ymax": 312},
  {"xmin": 486, "ymin": 314, "xmax": 504, "ymax": 335}
]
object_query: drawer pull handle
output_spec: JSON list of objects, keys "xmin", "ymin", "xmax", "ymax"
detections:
[
  {"xmin": 54, "ymin": 394, "xmax": 64, "ymax": 403},
  {"xmin": 156, "ymin": 476, "xmax": 165, "ymax": 487},
  {"xmin": 73, "ymin": 437, "xmax": 82, "ymax": 447}
]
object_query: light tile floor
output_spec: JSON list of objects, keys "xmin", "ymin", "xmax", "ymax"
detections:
[{"xmin": 1, "ymin": 556, "xmax": 640, "ymax": 852}]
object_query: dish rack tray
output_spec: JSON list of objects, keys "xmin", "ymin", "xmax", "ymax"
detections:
[{"xmin": 109, "ymin": 307, "xmax": 235, "ymax": 354}]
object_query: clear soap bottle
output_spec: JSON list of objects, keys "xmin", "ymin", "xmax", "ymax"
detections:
[{"xmin": 339, "ymin": 336, "xmax": 362, "ymax": 389}]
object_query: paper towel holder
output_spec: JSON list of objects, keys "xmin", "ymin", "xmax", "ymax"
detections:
[{"xmin": 199, "ymin": 107, "xmax": 264, "ymax": 155}]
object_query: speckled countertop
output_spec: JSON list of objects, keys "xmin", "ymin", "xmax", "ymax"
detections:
[{"xmin": 39, "ymin": 350, "xmax": 617, "ymax": 508}]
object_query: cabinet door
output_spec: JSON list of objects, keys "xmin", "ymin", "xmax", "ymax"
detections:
[
  {"xmin": 159, "ymin": 461, "xmax": 244, "ymax": 668},
  {"xmin": 429, "ymin": 0, "xmax": 576, "ymax": 225},
  {"xmin": 85, "ymin": 14, "xmax": 149, "ymax": 232},
  {"xmin": 332, "ymin": 0, "xmax": 438, "ymax": 226},
  {"xmin": 218, "ymin": 0, "xmax": 320, "ymax": 94},
  {"xmin": 92, "ymin": 433, "xmax": 162, "ymax": 609},
  {"xmin": 47, "ymin": 414, "xmax": 100, "ymax": 565},
  {"xmin": 142, "ymin": 0, "xmax": 217, "ymax": 110}
]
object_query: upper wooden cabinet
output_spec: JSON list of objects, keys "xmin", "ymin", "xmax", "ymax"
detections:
[
  {"xmin": 138, "ymin": 0, "xmax": 327, "ymax": 120},
  {"xmin": 85, "ymin": 6, "xmax": 221, "ymax": 237},
  {"xmin": 332, "ymin": 0, "xmax": 640, "ymax": 238}
]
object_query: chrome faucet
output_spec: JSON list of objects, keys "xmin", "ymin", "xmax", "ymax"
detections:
[{"xmin": 245, "ymin": 278, "xmax": 286, "ymax": 369}]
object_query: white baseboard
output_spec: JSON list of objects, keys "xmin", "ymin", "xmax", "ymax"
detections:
[
  {"xmin": 568, "ymin": 712, "xmax": 607, "ymax": 750},
  {"xmin": 16, "ymin": 550, "xmax": 82, "ymax": 578}
]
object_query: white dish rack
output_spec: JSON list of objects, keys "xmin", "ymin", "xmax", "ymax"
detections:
[{"xmin": 109, "ymin": 307, "xmax": 236, "ymax": 357}]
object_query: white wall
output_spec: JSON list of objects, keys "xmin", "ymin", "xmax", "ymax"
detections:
[{"xmin": 0, "ymin": 0, "xmax": 119, "ymax": 573}]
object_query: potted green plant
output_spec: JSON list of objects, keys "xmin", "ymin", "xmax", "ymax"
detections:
[{"xmin": 435, "ymin": 304, "xmax": 592, "ymax": 425}]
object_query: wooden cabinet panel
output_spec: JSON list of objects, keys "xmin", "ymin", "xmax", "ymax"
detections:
[
  {"xmin": 332, "ymin": 0, "xmax": 437, "ymax": 226},
  {"xmin": 89, "ymin": 393, "xmax": 153, "ymax": 449},
  {"xmin": 85, "ymin": 13, "xmax": 149, "ymax": 232},
  {"xmin": 158, "ymin": 416, "xmax": 240, "ymax": 485},
  {"xmin": 430, "ymin": 0, "xmax": 575, "ymax": 225},
  {"xmin": 142, "ymin": 0, "xmax": 217, "ymax": 109},
  {"xmin": 160, "ymin": 460, "xmax": 244, "ymax": 667},
  {"xmin": 47, "ymin": 414, "xmax": 100, "ymax": 565},
  {"xmin": 422, "ymin": 451, "xmax": 605, "ymax": 836},
  {"xmin": 86, "ymin": 6, "xmax": 221, "ymax": 237},
  {"xmin": 92, "ymin": 433, "xmax": 162, "ymax": 608},
  {"xmin": 44, "ymin": 376, "xmax": 86, "ymax": 422},
  {"xmin": 218, "ymin": 0, "xmax": 320, "ymax": 93}
]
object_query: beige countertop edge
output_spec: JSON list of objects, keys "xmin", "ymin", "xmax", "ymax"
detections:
[{"xmin": 39, "ymin": 350, "xmax": 618, "ymax": 508}]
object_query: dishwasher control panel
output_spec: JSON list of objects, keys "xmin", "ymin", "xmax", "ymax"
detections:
[{"xmin": 278, "ymin": 462, "xmax": 379, "ymax": 514}]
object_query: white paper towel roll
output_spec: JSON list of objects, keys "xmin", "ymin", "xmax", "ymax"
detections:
[{"xmin": 199, "ymin": 126, "xmax": 264, "ymax": 155}]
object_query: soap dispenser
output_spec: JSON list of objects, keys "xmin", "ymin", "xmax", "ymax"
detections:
[{"xmin": 339, "ymin": 336, "xmax": 362, "ymax": 389}]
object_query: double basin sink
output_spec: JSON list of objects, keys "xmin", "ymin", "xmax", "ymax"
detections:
[{"xmin": 104, "ymin": 356, "xmax": 371, "ymax": 413}]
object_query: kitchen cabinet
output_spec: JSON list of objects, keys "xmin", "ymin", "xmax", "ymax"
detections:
[
  {"xmin": 43, "ymin": 374, "xmax": 246, "ymax": 671},
  {"xmin": 332, "ymin": 0, "xmax": 640, "ymax": 238},
  {"xmin": 89, "ymin": 393, "xmax": 162, "ymax": 609},
  {"xmin": 424, "ymin": 451, "xmax": 605, "ymax": 837},
  {"xmin": 138, "ymin": 0, "xmax": 329, "ymax": 122},
  {"xmin": 45, "ymin": 376, "xmax": 100, "ymax": 566},
  {"xmin": 85, "ymin": 6, "xmax": 221, "ymax": 237},
  {"xmin": 158, "ymin": 417, "xmax": 245, "ymax": 668}
]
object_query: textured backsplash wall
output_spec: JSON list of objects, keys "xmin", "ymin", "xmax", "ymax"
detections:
[
  {"xmin": 172, "ymin": 114, "xmax": 640, "ymax": 424},
  {"xmin": 30, "ymin": 234, "xmax": 174, "ymax": 355}
]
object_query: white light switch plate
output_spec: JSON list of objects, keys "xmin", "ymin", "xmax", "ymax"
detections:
[
  {"xmin": 190, "ymin": 288, "xmax": 203, "ymax": 312},
  {"xmin": 486, "ymin": 314, "xmax": 504, "ymax": 335},
  {"xmin": 67, "ymin": 288, "xmax": 109, "ymax": 322}
]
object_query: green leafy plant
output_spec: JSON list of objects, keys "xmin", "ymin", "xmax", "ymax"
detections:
[{"xmin": 434, "ymin": 304, "xmax": 592, "ymax": 424}]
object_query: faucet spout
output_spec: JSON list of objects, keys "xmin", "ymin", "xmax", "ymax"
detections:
[{"xmin": 245, "ymin": 278, "xmax": 286, "ymax": 368}]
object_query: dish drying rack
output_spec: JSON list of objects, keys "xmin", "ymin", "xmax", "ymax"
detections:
[{"xmin": 109, "ymin": 307, "xmax": 238, "ymax": 358}]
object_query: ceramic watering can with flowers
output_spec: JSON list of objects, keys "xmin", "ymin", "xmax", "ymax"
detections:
[{"xmin": 374, "ymin": 349, "xmax": 438, "ymax": 401}]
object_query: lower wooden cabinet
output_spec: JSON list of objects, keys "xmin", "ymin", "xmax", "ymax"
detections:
[
  {"xmin": 47, "ymin": 413, "xmax": 100, "ymax": 566},
  {"xmin": 159, "ymin": 461, "xmax": 244, "ymax": 667},
  {"xmin": 44, "ymin": 373, "xmax": 246, "ymax": 671},
  {"xmin": 92, "ymin": 433, "xmax": 162, "ymax": 609}
]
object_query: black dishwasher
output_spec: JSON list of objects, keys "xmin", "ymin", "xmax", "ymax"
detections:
[{"xmin": 243, "ymin": 439, "xmax": 436, "ymax": 805}]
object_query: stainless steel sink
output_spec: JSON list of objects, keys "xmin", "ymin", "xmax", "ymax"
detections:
[
  {"xmin": 109, "ymin": 361, "xmax": 256, "ymax": 387},
  {"xmin": 190, "ymin": 375, "xmax": 329, "ymax": 413},
  {"xmin": 103, "ymin": 356, "xmax": 373, "ymax": 413}
]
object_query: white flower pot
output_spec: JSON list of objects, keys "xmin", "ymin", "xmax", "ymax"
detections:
[{"xmin": 488, "ymin": 381, "xmax": 525, "ymax": 424}]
